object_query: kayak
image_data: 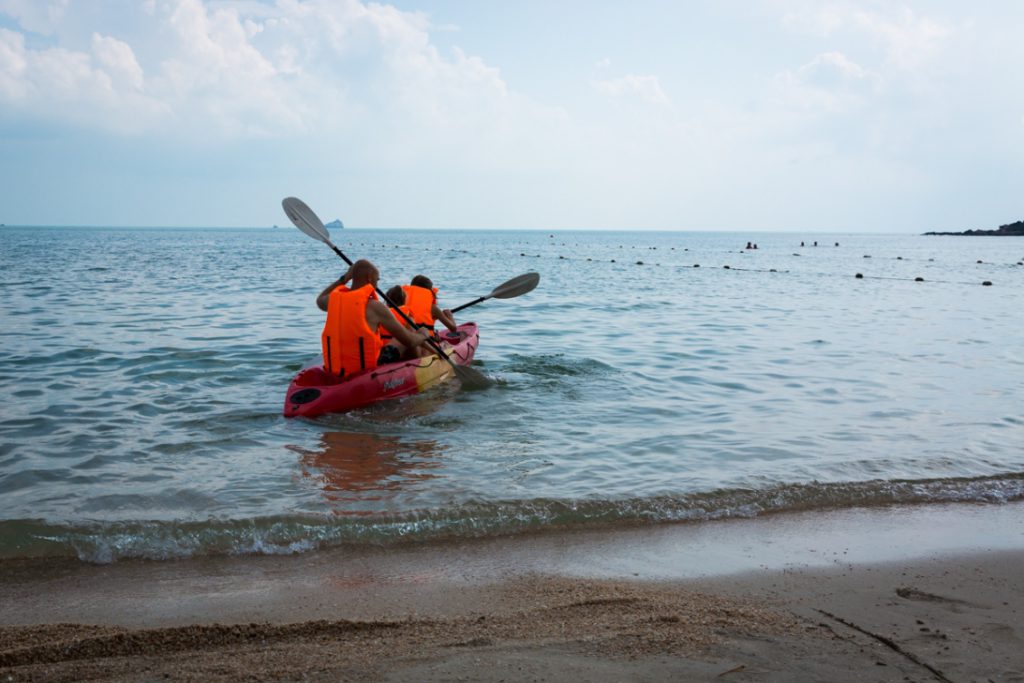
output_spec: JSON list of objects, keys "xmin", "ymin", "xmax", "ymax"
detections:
[{"xmin": 283, "ymin": 323, "xmax": 479, "ymax": 418}]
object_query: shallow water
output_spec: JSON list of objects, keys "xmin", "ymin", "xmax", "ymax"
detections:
[{"xmin": 1, "ymin": 226, "xmax": 1022, "ymax": 562}]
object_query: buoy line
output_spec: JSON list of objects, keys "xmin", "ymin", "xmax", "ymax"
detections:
[{"xmin": 333, "ymin": 240, "xmax": 1009, "ymax": 287}]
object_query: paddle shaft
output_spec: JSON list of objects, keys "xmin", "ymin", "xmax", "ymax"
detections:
[{"xmin": 450, "ymin": 296, "xmax": 487, "ymax": 314}]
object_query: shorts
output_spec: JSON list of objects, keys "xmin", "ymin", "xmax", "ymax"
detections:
[{"xmin": 377, "ymin": 345, "xmax": 402, "ymax": 365}]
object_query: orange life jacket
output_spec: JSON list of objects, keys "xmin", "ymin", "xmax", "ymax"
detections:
[
  {"xmin": 401, "ymin": 285, "xmax": 438, "ymax": 328},
  {"xmin": 379, "ymin": 305, "xmax": 412, "ymax": 340},
  {"xmin": 321, "ymin": 284, "xmax": 383, "ymax": 376}
]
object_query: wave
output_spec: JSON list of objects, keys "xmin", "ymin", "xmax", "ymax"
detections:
[{"xmin": 2, "ymin": 473, "xmax": 1022, "ymax": 564}]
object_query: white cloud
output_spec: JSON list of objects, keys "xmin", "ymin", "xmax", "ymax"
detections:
[
  {"xmin": 774, "ymin": 51, "xmax": 875, "ymax": 113},
  {"xmin": 852, "ymin": 7, "xmax": 951, "ymax": 69},
  {"xmin": 0, "ymin": 0, "xmax": 559, "ymax": 141},
  {"xmin": 0, "ymin": 28, "xmax": 28, "ymax": 99},
  {"xmin": 779, "ymin": 2, "xmax": 953, "ymax": 70},
  {"xmin": 91, "ymin": 33, "xmax": 143, "ymax": 89},
  {"xmin": 798, "ymin": 51, "xmax": 869, "ymax": 85},
  {"xmin": 593, "ymin": 73, "xmax": 669, "ymax": 105},
  {"xmin": 0, "ymin": 0, "xmax": 69, "ymax": 36},
  {"xmin": 781, "ymin": 4, "xmax": 845, "ymax": 36}
]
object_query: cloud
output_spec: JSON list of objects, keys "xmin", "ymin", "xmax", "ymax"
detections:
[
  {"xmin": 0, "ymin": 25, "xmax": 168, "ymax": 132},
  {"xmin": 0, "ymin": 0, "xmax": 554, "ymax": 142},
  {"xmin": 0, "ymin": 0, "xmax": 69, "ymax": 36},
  {"xmin": 774, "ymin": 51, "xmax": 875, "ymax": 113},
  {"xmin": 852, "ymin": 7, "xmax": 952, "ymax": 69},
  {"xmin": 593, "ymin": 73, "xmax": 669, "ymax": 105},
  {"xmin": 798, "ymin": 51, "xmax": 869, "ymax": 85},
  {"xmin": 91, "ymin": 33, "xmax": 143, "ymax": 89},
  {"xmin": 779, "ymin": 2, "xmax": 953, "ymax": 70}
]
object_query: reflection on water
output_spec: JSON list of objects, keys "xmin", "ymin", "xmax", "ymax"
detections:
[{"xmin": 291, "ymin": 432, "xmax": 445, "ymax": 515}]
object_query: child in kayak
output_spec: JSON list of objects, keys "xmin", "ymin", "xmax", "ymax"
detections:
[
  {"xmin": 402, "ymin": 275, "xmax": 458, "ymax": 337},
  {"xmin": 379, "ymin": 285, "xmax": 413, "ymax": 343}
]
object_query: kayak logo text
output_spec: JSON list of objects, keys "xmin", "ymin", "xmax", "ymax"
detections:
[{"xmin": 382, "ymin": 377, "xmax": 407, "ymax": 391}]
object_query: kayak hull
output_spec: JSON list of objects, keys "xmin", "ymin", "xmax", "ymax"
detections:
[{"xmin": 283, "ymin": 323, "xmax": 479, "ymax": 418}]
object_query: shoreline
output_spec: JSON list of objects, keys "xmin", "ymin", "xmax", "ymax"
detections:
[{"xmin": 3, "ymin": 501, "xmax": 1023, "ymax": 680}]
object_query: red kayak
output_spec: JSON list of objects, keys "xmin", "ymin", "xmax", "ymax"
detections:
[{"xmin": 283, "ymin": 323, "xmax": 479, "ymax": 418}]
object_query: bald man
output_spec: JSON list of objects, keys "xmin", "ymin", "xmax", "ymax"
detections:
[{"xmin": 317, "ymin": 260, "xmax": 430, "ymax": 374}]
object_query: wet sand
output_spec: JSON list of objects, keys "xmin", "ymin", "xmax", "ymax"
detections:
[{"xmin": 2, "ymin": 502, "xmax": 1023, "ymax": 681}]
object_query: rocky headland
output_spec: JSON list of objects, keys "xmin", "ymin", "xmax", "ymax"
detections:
[{"xmin": 924, "ymin": 219, "xmax": 1023, "ymax": 236}]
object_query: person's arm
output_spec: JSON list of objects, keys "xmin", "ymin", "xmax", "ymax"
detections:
[
  {"xmin": 315, "ymin": 267, "xmax": 353, "ymax": 311},
  {"xmin": 431, "ymin": 303, "xmax": 458, "ymax": 333},
  {"xmin": 370, "ymin": 301, "xmax": 428, "ymax": 350}
]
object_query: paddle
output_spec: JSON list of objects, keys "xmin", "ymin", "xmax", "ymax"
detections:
[
  {"xmin": 282, "ymin": 197, "xmax": 491, "ymax": 389},
  {"xmin": 450, "ymin": 272, "xmax": 540, "ymax": 314}
]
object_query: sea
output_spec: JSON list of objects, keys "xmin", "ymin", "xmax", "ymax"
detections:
[{"xmin": 1, "ymin": 226, "xmax": 1022, "ymax": 564}]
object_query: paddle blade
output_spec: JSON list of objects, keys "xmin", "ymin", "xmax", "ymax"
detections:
[
  {"xmin": 282, "ymin": 197, "xmax": 331, "ymax": 244},
  {"xmin": 452, "ymin": 363, "xmax": 492, "ymax": 390},
  {"xmin": 490, "ymin": 272, "xmax": 540, "ymax": 299}
]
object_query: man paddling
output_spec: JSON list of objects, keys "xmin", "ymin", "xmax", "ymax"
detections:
[{"xmin": 316, "ymin": 260, "xmax": 430, "ymax": 376}]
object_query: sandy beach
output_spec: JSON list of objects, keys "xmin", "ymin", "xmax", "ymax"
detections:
[{"xmin": 3, "ymin": 502, "xmax": 1023, "ymax": 681}]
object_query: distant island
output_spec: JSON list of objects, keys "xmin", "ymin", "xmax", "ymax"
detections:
[
  {"xmin": 326, "ymin": 219, "xmax": 344, "ymax": 229},
  {"xmin": 924, "ymin": 219, "xmax": 1023, "ymax": 236}
]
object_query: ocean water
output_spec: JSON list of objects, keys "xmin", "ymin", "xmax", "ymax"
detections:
[{"xmin": 1, "ymin": 226, "xmax": 1022, "ymax": 563}]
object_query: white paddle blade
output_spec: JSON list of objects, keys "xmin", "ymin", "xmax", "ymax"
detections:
[
  {"xmin": 282, "ymin": 197, "xmax": 330, "ymax": 243},
  {"xmin": 491, "ymin": 272, "xmax": 540, "ymax": 299}
]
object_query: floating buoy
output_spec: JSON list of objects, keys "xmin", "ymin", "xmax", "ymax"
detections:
[
  {"xmin": 610, "ymin": 259, "xmax": 616, "ymax": 263},
  {"xmin": 977, "ymin": 260, "xmax": 983, "ymax": 264},
  {"xmin": 520, "ymin": 252, "xmax": 526, "ymax": 256},
  {"xmin": 983, "ymin": 281, "xmax": 993, "ymax": 286},
  {"xmin": 855, "ymin": 273, "xmax": 863, "ymax": 279},
  {"xmin": 897, "ymin": 256, "xmax": 903, "ymax": 260},
  {"xmin": 915, "ymin": 277, "xmax": 924, "ymax": 282},
  {"xmin": 559, "ymin": 255, "xmax": 565, "ymax": 259},
  {"xmin": 636, "ymin": 261, "xmax": 644, "ymax": 265}
]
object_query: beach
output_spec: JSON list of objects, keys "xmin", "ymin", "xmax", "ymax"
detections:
[
  {"xmin": 3, "ymin": 227, "xmax": 1022, "ymax": 681},
  {"xmin": 3, "ymin": 502, "xmax": 1022, "ymax": 681}
]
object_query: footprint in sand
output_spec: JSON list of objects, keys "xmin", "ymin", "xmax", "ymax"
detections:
[{"xmin": 895, "ymin": 586, "xmax": 987, "ymax": 613}]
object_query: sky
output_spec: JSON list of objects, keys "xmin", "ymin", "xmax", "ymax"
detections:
[{"xmin": 0, "ymin": 0, "xmax": 1021, "ymax": 231}]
